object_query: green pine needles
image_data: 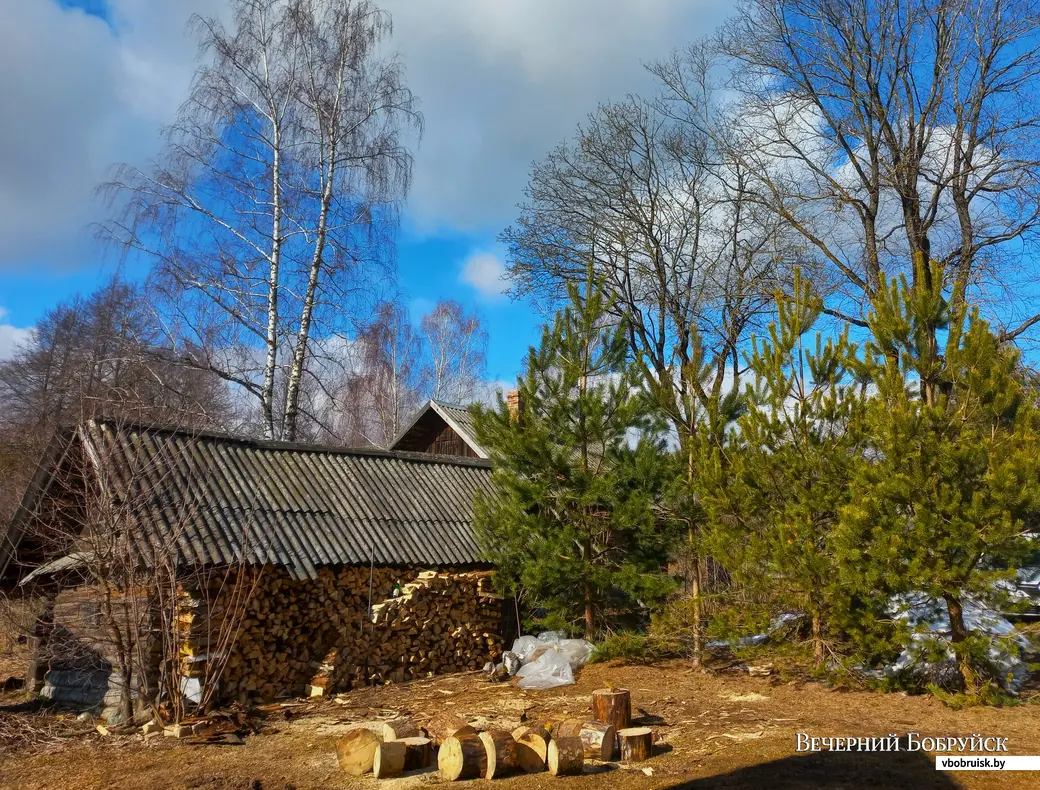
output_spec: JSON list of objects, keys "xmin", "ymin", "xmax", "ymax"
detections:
[{"xmin": 472, "ymin": 269, "xmax": 677, "ymax": 640}]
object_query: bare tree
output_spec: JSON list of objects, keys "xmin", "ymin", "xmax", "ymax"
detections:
[
  {"xmin": 99, "ymin": 0, "xmax": 421, "ymax": 441},
  {"xmin": 660, "ymin": 0, "xmax": 1040, "ymax": 371},
  {"xmin": 419, "ymin": 299, "xmax": 488, "ymax": 404},
  {"xmin": 504, "ymin": 96, "xmax": 789, "ymax": 664}
]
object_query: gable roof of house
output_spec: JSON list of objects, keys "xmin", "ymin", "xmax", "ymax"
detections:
[
  {"xmin": 390, "ymin": 400, "xmax": 488, "ymax": 458},
  {"xmin": 2, "ymin": 420, "xmax": 494, "ymax": 583}
]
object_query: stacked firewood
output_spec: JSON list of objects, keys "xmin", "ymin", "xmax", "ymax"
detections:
[
  {"xmin": 335, "ymin": 689, "xmax": 655, "ymax": 781},
  {"xmin": 182, "ymin": 567, "xmax": 502, "ymax": 703},
  {"xmin": 332, "ymin": 571, "xmax": 503, "ymax": 688}
]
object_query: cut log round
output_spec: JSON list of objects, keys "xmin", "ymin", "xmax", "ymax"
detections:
[
  {"xmin": 400, "ymin": 736, "xmax": 433, "ymax": 771},
  {"xmin": 479, "ymin": 730, "xmax": 519, "ymax": 779},
  {"xmin": 618, "ymin": 727, "xmax": 653, "ymax": 762},
  {"xmin": 383, "ymin": 718, "xmax": 423, "ymax": 741},
  {"xmin": 427, "ymin": 712, "xmax": 475, "ymax": 746},
  {"xmin": 336, "ymin": 728, "xmax": 381, "ymax": 776},
  {"xmin": 373, "ymin": 741, "xmax": 408, "ymax": 779},
  {"xmin": 554, "ymin": 719, "xmax": 585, "ymax": 739},
  {"xmin": 592, "ymin": 688, "xmax": 631, "ymax": 732},
  {"xmin": 577, "ymin": 720, "xmax": 616, "ymax": 761},
  {"xmin": 547, "ymin": 736, "xmax": 584, "ymax": 777},
  {"xmin": 514, "ymin": 727, "xmax": 549, "ymax": 774},
  {"xmin": 438, "ymin": 732, "xmax": 488, "ymax": 781}
]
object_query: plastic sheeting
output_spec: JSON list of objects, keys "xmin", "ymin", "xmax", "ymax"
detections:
[{"xmin": 505, "ymin": 632, "xmax": 594, "ymax": 690}]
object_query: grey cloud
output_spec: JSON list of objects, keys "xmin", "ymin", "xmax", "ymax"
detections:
[{"xmin": 0, "ymin": 0, "xmax": 727, "ymax": 271}]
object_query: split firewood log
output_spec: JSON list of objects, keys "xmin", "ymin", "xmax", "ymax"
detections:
[
  {"xmin": 547, "ymin": 736, "xmax": 584, "ymax": 776},
  {"xmin": 618, "ymin": 727, "xmax": 653, "ymax": 762},
  {"xmin": 479, "ymin": 730, "xmax": 519, "ymax": 779},
  {"xmin": 400, "ymin": 736, "xmax": 434, "ymax": 771},
  {"xmin": 373, "ymin": 741, "xmax": 407, "ymax": 778},
  {"xmin": 592, "ymin": 688, "xmax": 631, "ymax": 731},
  {"xmin": 438, "ymin": 731, "xmax": 488, "ymax": 781},
  {"xmin": 336, "ymin": 728, "xmax": 381, "ymax": 776},
  {"xmin": 383, "ymin": 718, "xmax": 422, "ymax": 741},
  {"xmin": 513, "ymin": 726, "xmax": 549, "ymax": 774}
]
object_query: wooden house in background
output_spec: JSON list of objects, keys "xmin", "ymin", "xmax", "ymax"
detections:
[{"xmin": 390, "ymin": 400, "xmax": 487, "ymax": 459}]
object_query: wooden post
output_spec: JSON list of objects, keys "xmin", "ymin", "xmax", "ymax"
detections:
[
  {"xmin": 592, "ymin": 687, "xmax": 631, "ymax": 731},
  {"xmin": 25, "ymin": 592, "xmax": 55, "ymax": 697},
  {"xmin": 548, "ymin": 736, "xmax": 584, "ymax": 776},
  {"xmin": 618, "ymin": 728, "xmax": 653, "ymax": 762}
]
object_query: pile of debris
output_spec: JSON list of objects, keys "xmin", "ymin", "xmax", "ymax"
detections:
[
  {"xmin": 486, "ymin": 631, "xmax": 594, "ymax": 690},
  {"xmin": 335, "ymin": 687, "xmax": 658, "ymax": 780}
]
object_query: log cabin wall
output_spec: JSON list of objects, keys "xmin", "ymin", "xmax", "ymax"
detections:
[{"xmin": 426, "ymin": 424, "xmax": 480, "ymax": 458}]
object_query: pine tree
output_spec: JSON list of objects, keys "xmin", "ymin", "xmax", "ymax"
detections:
[
  {"xmin": 696, "ymin": 271, "xmax": 869, "ymax": 666},
  {"xmin": 472, "ymin": 270, "xmax": 676, "ymax": 640},
  {"xmin": 838, "ymin": 261, "xmax": 1040, "ymax": 693}
]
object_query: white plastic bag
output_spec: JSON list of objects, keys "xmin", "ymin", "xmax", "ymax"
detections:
[
  {"xmin": 515, "ymin": 648, "xmax": 575, "ymax": 690},
  {"xmin": 556, "ymin": 638, "xmax": 593, "ymax": 668}
]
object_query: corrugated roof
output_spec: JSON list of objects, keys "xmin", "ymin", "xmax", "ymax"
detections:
[
  {"xmin": 8, "ymin": 420, "xmax": 495, "ymax": 581},
  {"xmin": 390, "ymin": 400, "xmax": 487, "ymax": 458}
]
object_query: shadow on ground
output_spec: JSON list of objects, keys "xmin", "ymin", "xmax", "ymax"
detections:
[{"xmin": 666, "ymin": 749, "xmax": 962, "ymax": 789}]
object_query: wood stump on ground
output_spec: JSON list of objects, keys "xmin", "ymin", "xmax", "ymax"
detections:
[
  {"xmin": 400, "ymin": 737, "xmax": 433, "ymax": 770},
  {"xmin": 373, "ymin": 741, "xmax": 407, "ymax": 778},
  {"xmin": 336, "ymin": 728, "xmax": 381, "ymax": 776},
  {"xmin": 547, "ymin": 736, "xmax": 584, "ymax": 776},
  {"xmin": 439, "ymin": 731, "xmax": 488, "ymax": 781},
  {"xmin": 512, "ymin": 726, "xmax": 550, "ymax": 773},
  {"xmin": 479, "ymin": 730, "xmax": 519, "ymax": 779},
  {"xmin": 618, "ymin": 727, "xmax": 653, "ymax": 762},
  {"xmin": 383, "ymin": 718, "xmax": 422, "ymax": 741},
  {"xmin": 592, "ymin": 688, "xmax": 631, "ymax": 731},
  {"xmin": 427, "ymin": 712, "xmax": 475, "ymax": 746}
]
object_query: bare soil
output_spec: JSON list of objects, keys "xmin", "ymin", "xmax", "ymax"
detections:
[{"xmin": 1, "ymin": 656, "xmax": 1039, "ymax": 790}]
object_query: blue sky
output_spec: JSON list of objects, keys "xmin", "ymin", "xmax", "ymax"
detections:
[{"xmin": 0, "ymin": 0, "xmax": 729, "ymax": 375}]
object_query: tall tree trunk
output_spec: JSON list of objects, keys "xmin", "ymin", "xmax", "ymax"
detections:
[
  {"xmin": 943, "ymin": 591, "xmax": 976, "ymax": 692},
  {"xmin": 262, "ymin": 138, "xmax": 283, "ymax": 441},
  {"xmin": 811, "ymin": 610, "xmax": 824, "ymax": 668},
  {"xmin": 687, "ymin": 440, "xmax": 702, "ymax": 668}
]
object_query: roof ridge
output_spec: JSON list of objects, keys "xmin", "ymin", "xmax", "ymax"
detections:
[{"xmin": 83, "ymin": 418, "xmax": 492, "ymax": 469}]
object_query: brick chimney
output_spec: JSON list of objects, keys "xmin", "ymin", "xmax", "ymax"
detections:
[{"xmin": 506, "ymin": 389, "xmax": 523, "ymax": 422}]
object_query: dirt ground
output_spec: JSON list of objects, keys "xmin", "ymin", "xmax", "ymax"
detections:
[{"xmin": 2, "ymin": 655, "xmax": 1040, "ymax": 790}]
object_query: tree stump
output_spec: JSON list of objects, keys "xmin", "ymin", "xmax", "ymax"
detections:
[
  {"xmin": 618, "ymin": 727, "xmax": 653, "ymax": 762},
  {"xmin": 592, "ymin": 688, "xmax": 631, "ymax": 731},
  {"xmin": 547, "ymin": 736, "xmax": 584, "ymax": 776},
  {"xmin": 438, "ymin": 731, "xmax": 488, "ymax": 781},
  {"xmin": 577, "ymin": 721, "xmax": 616, "ymax": 761},
  {"xmin": 400, "ymin": 736, "xmax": 433, "ymax": 770},
  {"xmin": 336, "ymin": 728, "xmax": 381, "ymax": 776},
  {"xmin": 373, "ymin": 741, "xmax": 408, "ymax": 779},
  {"xmin": 479, "ymin": 730, "xmax": 519, "ymax": 779},
  {"xmin": 427, "ymin": 712, "xmax": 475, "ymax": 746},
  {"xmin": 383, "ymin": 718, "xmax": 422, "ymax": 741}
]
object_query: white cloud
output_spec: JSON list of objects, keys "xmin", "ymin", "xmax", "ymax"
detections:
[
  {"xmin": 460, "ymin": 252, "xmax": 507, "ymax": 298},
  {"xmin": 0, "ymin": 0, "xmax": 729, "ymax": 271},
  {"xmin": 0, "ymin": 307, "xmax": 33, "ymax": 360}
]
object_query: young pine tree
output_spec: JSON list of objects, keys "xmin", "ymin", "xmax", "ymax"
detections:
[
  {"xmin": 838, "ymin": 262, "xmax": 1040, "ymax": 693},
  {"xmin": 472, "ymin": 272, "xmax": 676, "ymax": 640},
  {"xmin": 697, "ymin": 272, "xmax": 869, "ymax": 666}
]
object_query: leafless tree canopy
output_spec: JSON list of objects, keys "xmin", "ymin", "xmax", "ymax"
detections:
[
  {"xmin": 673, "ymin": 0, "xmax": 1040, "ymax": 343},
  {"xmin": 98, "ymin": 0, "xmax": 422, "ymax": 441}
]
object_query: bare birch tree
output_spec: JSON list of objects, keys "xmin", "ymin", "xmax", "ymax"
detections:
[
  {"xmin": 99, "ymin": 0, "xmax": 421, "ymax": 441},
  {"xmin": 419, "ymin": 299, "xmax": 488, "ymax": 404}
]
